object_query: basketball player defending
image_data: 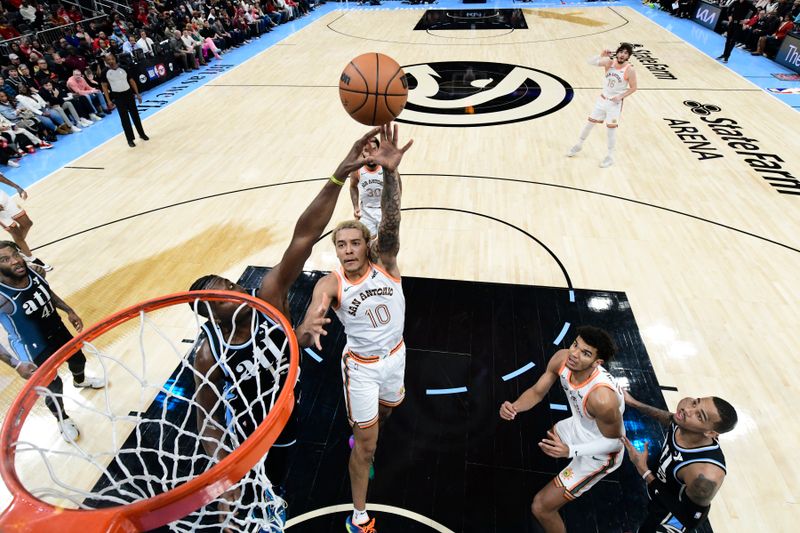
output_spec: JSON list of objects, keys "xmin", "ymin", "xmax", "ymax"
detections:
[
  {"xmin": 349, "ymin": 135, "xmax": 383, "ymax": 238},
  {"xmin": 296, "ymin": 124, "xmax": 412, "ymax": 533},
  {"xmin": 0, "ymin": 241, "xmax": 104, "ymax": 442},
  {"xmin": 0, "ymin": 173, "xmax": 52, "ymax": 271},
  {"xmin": 499, "ymin": 326, "xmax": 625, "ymax": 533},
  {"xmin": 188, "ymin": 126, "xmax": 392, "ymax": 522},
  {"xmin": 567, "ymin": 43, "xmax": 638, "ymax": 168},
  {"xmin": 622, "ymin": 390, "xmax": 737, "ymax": 532}
]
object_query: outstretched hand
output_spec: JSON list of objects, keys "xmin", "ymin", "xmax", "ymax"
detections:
[
  {"xmin": 367, "ymin": 123, "xmax": 413, "ymax": 172},
  {"xmin": 621, "ymin": 436, "xmax": 650, "ymax": 476},
  {"xmin": 333, "ymin": 127, "xmax": 382, "ymax": 180},
  {"xmin": 302, "ymin": 293, "xmax": 332, "ymax": 351}
]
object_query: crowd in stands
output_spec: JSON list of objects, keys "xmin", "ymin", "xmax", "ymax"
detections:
[
  {"xmin": 647, "ymin": 0, "xmax": 799, "ymax": 59},
  {"xmin": 0, "ymin": 0, "xmax": 319, "ymax": 168}
]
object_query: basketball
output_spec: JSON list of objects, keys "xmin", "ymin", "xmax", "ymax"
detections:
[{"xmin": 339, "ymin": 52, "xmax": 408, "ymax": 126}]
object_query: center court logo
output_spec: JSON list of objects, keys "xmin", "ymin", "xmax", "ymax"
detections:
[{"xmin": 396, "ymin": 61, "xmax": 573, "ymax": 127}]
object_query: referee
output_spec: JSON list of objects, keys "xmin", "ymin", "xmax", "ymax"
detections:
[{"xmin": 100, "ymin": 53, "xmax": 149, "ymax": 147}]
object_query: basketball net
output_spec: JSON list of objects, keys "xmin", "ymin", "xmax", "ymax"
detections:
[{"xmin": 0, "ymin": 291, "xmax": 298, "ymax": 532}]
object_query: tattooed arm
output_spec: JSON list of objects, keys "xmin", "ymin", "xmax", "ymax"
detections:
[
  {"xmin": 369, "ymin": 124, "xmax": 413, "ymax": 279},
  {"xmin": 683, "ymin": 464, "xmax": 725, "ymax": 507},
  {"xmin": 624, "ymin": 390, "xmax": 673, "ymax": 427}
]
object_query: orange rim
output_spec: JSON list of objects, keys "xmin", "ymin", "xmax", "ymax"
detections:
[{"xmin": 0, "ymin": 290, "xmax": 299, "ymax": 532}]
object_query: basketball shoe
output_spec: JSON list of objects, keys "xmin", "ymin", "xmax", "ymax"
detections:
[
  {"xmin": 345, "ymin": 516, "xmax": 376, "ymax": 533},
  {"xmin": 58, "ymin": 419, "xmax": 80, "ymax": 442},
  {"xmin": 567, "ymin": 144, "xmax": 582, "ymax": 157},
  {"xmin": 600, "ymin": 155, "xmax": 614, "ymax": 168},
  {"xmin": 74, "ymin": 376, "xmax": 106, "ymax": 389}
]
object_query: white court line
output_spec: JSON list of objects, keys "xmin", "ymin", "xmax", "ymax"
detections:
[{"xmin": 285, "ymin": 502, "xmax": 456, "ymax": 532}]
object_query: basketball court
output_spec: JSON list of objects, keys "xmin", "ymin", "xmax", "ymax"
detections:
[{"xmin": 0, "ymin": 2, "xmax": 798, "ymax": 531}]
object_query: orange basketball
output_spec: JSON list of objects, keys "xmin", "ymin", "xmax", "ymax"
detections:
[{"xmin": 339, "ymin": 53, "xmax": 408, "ymax": 126}]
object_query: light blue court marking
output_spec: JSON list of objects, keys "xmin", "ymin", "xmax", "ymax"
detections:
[
  {"xmin": 550, "ymin": 403, "xmax": 568, "ymax": 411},
  {"xmin": 501, "ymin": 361, "xmax": 536, "ymax": 381},
  {"xmin": 426, "ymin": 386, "xmax": 468, "ymax": 396},
  {"xmin": 304, "ymin": 348, "xmax": 323, "ymax": 363},
  {"xmin": 569, "ymin": 290, "xmax": 575, "ymax": 303},
  {"xmin": 553, "ymin": 322, "xmax": 571, "ymax": 345}
]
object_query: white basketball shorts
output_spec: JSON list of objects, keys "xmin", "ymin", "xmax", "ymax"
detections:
[
  {"xmin": 552, "ymin": 417, "xmax": 623, "ymax": 500},
  {"xmin": 341, "ymin": 342, "xmax": 406, "ymax": 429}
]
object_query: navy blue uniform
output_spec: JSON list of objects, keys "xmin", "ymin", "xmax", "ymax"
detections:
[
  {"xmin": 640, "ymin": 422, "xmax": 726, "ymax": 532},
  {"xmin": 197, "ymin": 289, "xmax": 298, "ymax": 486},
  {"xmin": 0, "ymin": 267, "xmax": 86, "ymax": 416}
]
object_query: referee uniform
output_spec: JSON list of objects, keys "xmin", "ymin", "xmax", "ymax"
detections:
[{"xmin": 100, "ymin": 55, "xmax": 149, "ymax": 147}]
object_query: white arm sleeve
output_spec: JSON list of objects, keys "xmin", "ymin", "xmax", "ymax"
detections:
[
  {"xmin": 587, "ymin": 55, "xmax": 602, "ymax": 66},
  {"xmin": 569, "ymin": 435, "xmax": 622, "ymax": 457}
]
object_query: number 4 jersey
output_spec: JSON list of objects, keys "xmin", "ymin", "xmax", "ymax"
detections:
[
  {"xmin": 332, "ymin": 262, "xmax": 404, "ymax": 358},
  {"xmin": 0, "ymin": 268, "xmax": 69, "ymax": 362}
]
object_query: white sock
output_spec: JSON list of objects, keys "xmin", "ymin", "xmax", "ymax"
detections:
[
  {"xmin": 353, "ymin": 508, "xmax": 369, "ymax": 525},
  {"xmin": 607, "ymin": 127, "xmax": 617, "ymax": 155},
  {"xmin": 578, "ymin": 122, "xmax": 595, "ymax": 145}
]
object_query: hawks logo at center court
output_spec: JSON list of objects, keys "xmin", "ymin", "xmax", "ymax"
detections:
[{"xmin": 396, "ymin": 61, "xmax": 574, "ymax": 127}]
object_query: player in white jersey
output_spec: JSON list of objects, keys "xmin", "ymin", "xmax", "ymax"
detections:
[
  {"xmin": 567, "ymin": 43, "xmax": 638, "ymax": 168},
  {"xmin": 297, "ymin": 123, "xmax": 412, "ymax": 533},
  {"xmin": 499, "ymin": 326, "xmax": 625, "ymax": 533},
  {"xmin": 349, "ymin": 136, "xmax": 384, "ymax": 237},
  {"xmin": 0, "ymin": 173, "xmax": 52, "ymax": 271}
]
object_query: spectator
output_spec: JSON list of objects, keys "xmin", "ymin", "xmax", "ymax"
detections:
[
  {"xmin": 0, "ymin": 76, "xmax": 16, "ymax": 99},
  {"xmin": 49, "ymin": 53, "xmax": 71, "ymax": 81},
  {"xmin": 0, "ymin": 91, "xmax": 54, "ymax": 143},
  {"xmin": 186, "ymin": 25, "xmax": 222, "ymax": 61},
  {"xmin": 0, "ymin": 18, "xmax": 21, "ymax": 40},
  {"xmin": 18, "ymin": 2, "xmax": 36, "ymax": 26},
  {"xmin": 181, "ymin": 28, "xmax": 207, "ymax": 66},
  {"xmin": 15, "ymin": 84, "xmax": 77, "ymax": 134},
  {"xmin": 15, "ymin": 65, "xmax": 35, "ymax": 90},
  {"xmin": 753, "ymin": 12, "xmax": 795, "ymax": 55},
  {"xmin": 4, "ymin": 69, "xmax": 26, "ymax": 96},
  {"xmin": 738, "ymin": 8, "xmax": 767, "ymax": 49},
  {"xmin": 0, "ymin": 112, "xmax": 48, "ymax": 159},
  {"xmin": 199, "ymin": 20, "xmax": 227, "ymax": 51},
  {"xmin": 122, "ymin": 35, "xmax": 138, "ymax": 57},
  {"xmin": 33, "ymin": 58, "xmax": 59, "ymax": 88},
  {"xmin": 64, "ymin": 47, "xmax": 88, "ymax": 74},
  {"xmin": 38, "ymin": 81, "xmax": 93, "ymax": 128},
  {"xmin": 136, "ymin": 29, "xmax": 156, "ymax": 56},
  {"xmin": 66, "ymin": 69, "xmax": 105, "ymax": 120},
  {"xmin": 99, "ymin": 54, "xmax": 149, "ymax": 148},
  {"xmin": 7, "ymin": 54, "xmax": 24, "ymax": 74},
  {"xmin": 170, "ymin": 29, "xmax": 197, "ymax": 72},
  {"xmin": 110, "ymin": 28, "xmax": 126, "ymax": 50}
]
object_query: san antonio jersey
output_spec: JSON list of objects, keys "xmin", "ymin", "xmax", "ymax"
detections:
[
  {"xmin": 0, "ymin": 267, "xmax": 69, "ymax": 362},
  {"xmin": 198, "ymin": 290, "xmax": 290, "ymax": 442}
]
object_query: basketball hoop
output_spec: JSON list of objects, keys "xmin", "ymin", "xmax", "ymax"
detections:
[{"xmin": 0, "ymin": 290, "xmax": 299, "ymax": 532}]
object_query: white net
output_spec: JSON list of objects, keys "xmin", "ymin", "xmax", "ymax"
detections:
[{"xmin": 8, "ymin": 294, "xmax": 295, "ymax": 532}]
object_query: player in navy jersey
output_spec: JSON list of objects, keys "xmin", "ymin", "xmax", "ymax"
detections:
[
  {"xmin": 622, "ymin": 391, "xmax": 737, "ymax": 532},
  {"xmin": 188, "ymin": 125, "xmax": 411, "ymax": 526},
  {"xmin": 0, "ymin": 241, "xmax": 104, "ymax": 441}
]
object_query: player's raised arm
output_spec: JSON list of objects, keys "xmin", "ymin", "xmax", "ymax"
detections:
[
  {"xmin": 192, "ymin": 341, "xmax": 230, "ymax": 460},
  {"xmin": 588, "ymin": 48, "xmax": 613, "ymax": 67},
  {"xmin": 260, "ymin": 127, "xmax": 380, "ymax": 303},
  {"xmin": 349, "ymin": 171, "xmax": 361, "ymax": 220},
  {"xmin": 372, "ymin": 124, "xmax": 413, "ymax": 277},
  {"xmin": 295, "ymin": 274, "xmax": 337, "ymax": 350},
  {"xmin": 499, "ymin": 349, "xmax": 566, "ymax": 420}
]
